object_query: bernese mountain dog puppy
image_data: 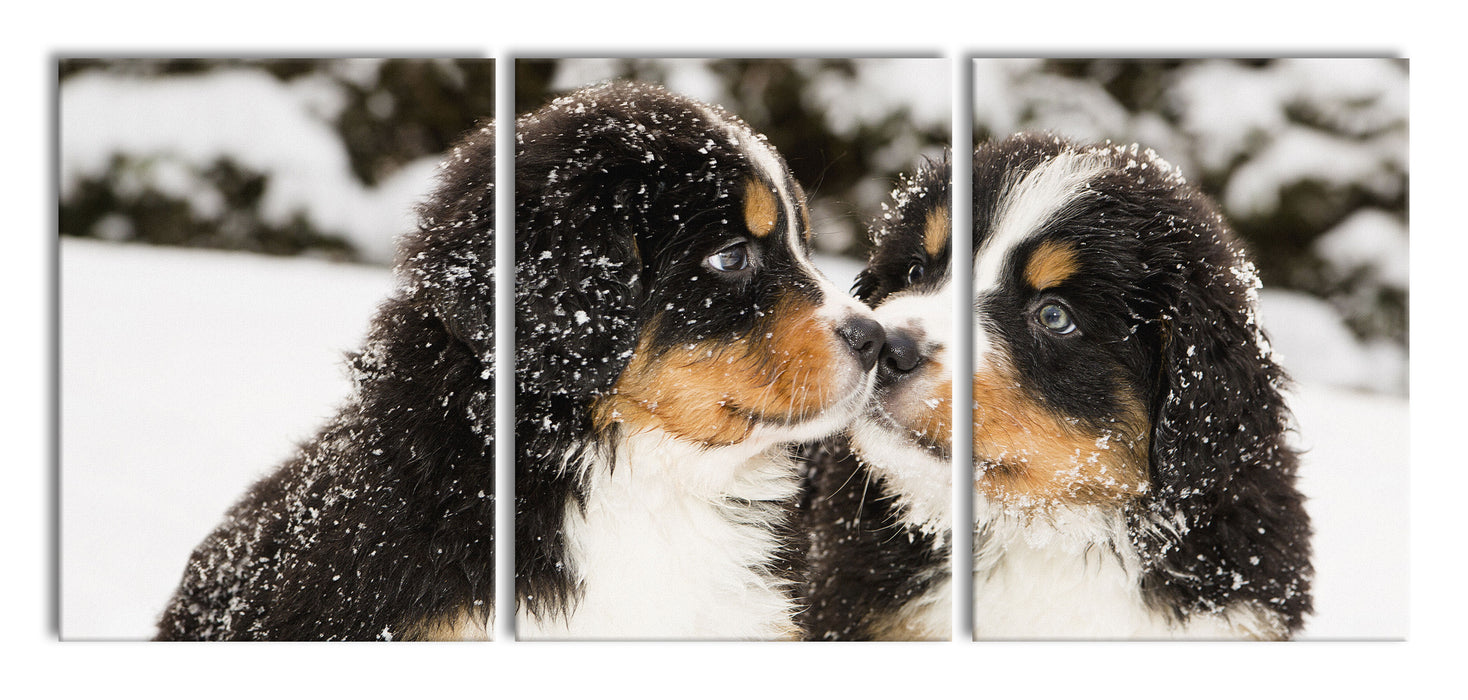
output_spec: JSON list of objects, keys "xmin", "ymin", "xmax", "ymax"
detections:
[
  {"xmin": 800, "ymin": 155, "xmax": 954, "ymax": 641},
  {"xmin": 968, "ymin": 133, "xmax": 1312, "ymax": 639},
  {"xmin": 513, "ymin": 83, "xmax": 885, "ymax": 639},
  {"xmin": 156, "ymin": 124, "xmax": 500, "ymax": 640}
]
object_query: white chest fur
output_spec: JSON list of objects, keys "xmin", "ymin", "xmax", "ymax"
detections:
[
  {"xmin": 516, "ymin": 431, "xmax": 801, "ymax": 640},
  {"xmin": 972, "ymin": 502, "xmax": 1274, "ymax": 640}
]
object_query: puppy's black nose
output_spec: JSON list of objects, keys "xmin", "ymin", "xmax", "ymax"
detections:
[
  {"xmin": 838, "ymin": 316, "xmax": 886, "ymax": 373},
  {"xmin": 877, "ymin": 330, "xmax": 922, "ymax": 387}
]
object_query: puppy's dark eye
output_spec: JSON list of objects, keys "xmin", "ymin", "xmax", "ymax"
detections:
[
  {"xmin": 906, "ymin": 261, "xmax": 924, "ymax": 285},
  {"xmin": 1037, "ymin": 302, "xmax": 1077, "ymax": 334},
  {"xmin": 707, "ymin": 242, "xmax": 751, "ymax": 273}
]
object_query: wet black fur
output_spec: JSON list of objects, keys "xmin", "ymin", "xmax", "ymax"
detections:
[
  {"xmin": 155, "ymin": 124, "xmax": 498, "ymax": 641},
  {"xmin": 799, "ymin": 155, "xmax": 952, "ymax": 640},
  {"xmin": 972, "ymin": 133, "xmax": 1313, "ymax": 634},
  {"xmin": 514, "ymin": 83, "xmax": 817, "ymax": 625}
]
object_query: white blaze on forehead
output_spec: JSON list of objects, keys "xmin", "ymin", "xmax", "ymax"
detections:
[
  {"xmin": 873, "ymin": 278, "xmax": 954, "ymax": 346},
  {"xmin": 973, "ymin": 150, "xmax": 1106, "ymax": 296}
]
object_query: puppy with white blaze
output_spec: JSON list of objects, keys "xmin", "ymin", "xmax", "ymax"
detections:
[
  {"xmin": 969, "ymin": 133, "xmax": 1313, "ymax": 639},
  {"xmin": 514, "ymin": 83, "xmax": 884, "ymax": 640},
  {"xmin": 801, "ymin": 155, "xmax": 954, "ymax": 641}
]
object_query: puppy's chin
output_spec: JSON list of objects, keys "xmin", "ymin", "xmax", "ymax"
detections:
[
  {"xmin": 857, "ymin": 351, "xmax": 953, "ymax": 456},
  {"xmin": 847, "ymin": 411, "xmax": 952, "ymax": 534},
  {"xmin": 745, "ymin": 364, "xmax": 878, "ymax": 449}
]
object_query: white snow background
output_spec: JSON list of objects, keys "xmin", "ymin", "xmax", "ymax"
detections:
[{"xmin": 58, "ymin": 62, "xmax": 1407, "ymax": 640}]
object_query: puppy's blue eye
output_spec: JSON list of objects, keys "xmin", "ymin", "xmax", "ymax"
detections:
[
  {"xmin": 1037, "ymin": 303, "xmax": 1076, "ymax": 334},
  {"xmin": 707, "ymin": 242, "xmax": 751, "ymax": 272},
  {"xmin": 906, "ymin": 261, "xmax": 924, "ymax": 284}
]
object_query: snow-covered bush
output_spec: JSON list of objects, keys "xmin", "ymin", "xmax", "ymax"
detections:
[{"xmin": 59, "ymin": 59, "xmax": 495, "ymax": 263}]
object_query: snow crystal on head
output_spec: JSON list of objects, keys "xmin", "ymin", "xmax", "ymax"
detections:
[
  {"xmin": 1096, "ymin": 140, "xmax": 1189, "ymax": 189},
  {"xmin": 874, "ymin": 167, "xmax": 937, "ymax": 246}
]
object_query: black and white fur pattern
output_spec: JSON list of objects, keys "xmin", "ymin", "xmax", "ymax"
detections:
[
  {"xmin": 969, "ymin": 133, "xmax": 1312, "ymax": 639},
  {"xmin": 800, "ymin": 156, "xmax": 954, "ymax": 641},
  {"xmin": 156, "ymin": 123, "xmax": 500, "ymax": 641},
  {"xmin": 514, "ymin": 83, "xmax": 883, "ymax": 639}
]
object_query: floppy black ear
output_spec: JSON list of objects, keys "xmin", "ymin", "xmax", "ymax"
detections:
[
  {"xmin": 399, "ymin": 125, "xmax": 498, "ymax": 362},
  {"xmin": 512, "ymin": 118, "xmax": 657, "ymax": 622},
  {"xmin": 1133, "ymin": 227, "xmax": 1313, "ymax": 633},
  {"xmin": 513, "ymin": 176, "xmax": 646, "ymax": 405},
  {"xmin": 1144, "ymin": 249, "xmax": 1285, "ymax": 514}
]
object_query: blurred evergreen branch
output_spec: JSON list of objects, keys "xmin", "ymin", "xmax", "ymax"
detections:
[{"xmin": 59, "ymin": 58, "xmax": 497, "ymax": 259}]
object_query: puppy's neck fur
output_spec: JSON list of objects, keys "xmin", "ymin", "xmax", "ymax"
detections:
[
  {"xmin": 972, "ymin": 498, "xmax": 1281, "ymax": 640},
  {"xmin": 517, "ymin": 429, "xmax": 802, "ymax": 640}
]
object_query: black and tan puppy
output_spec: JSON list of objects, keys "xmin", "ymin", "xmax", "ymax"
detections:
[
  {"xmin": 158, "ymin": 81, "xmax": 886, "ymax": 642},
  {"xmin": 513, "ymin": 83, "xmax": 884, "ymax": 639},
  {"xmin": 967, "ymin": 133, "xmax": 1312, "ymax": 639},
  {"xmin": 804, "ymin": 132, "xmax": 1314, "ymax": 641}
]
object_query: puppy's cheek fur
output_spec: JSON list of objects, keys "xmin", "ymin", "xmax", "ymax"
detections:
[
  {"xmin": 597, "ymin": 299, "xmax": 849, "ymax": 446},
  {"xmin": 882, "ymin": 361, "xmax": 953, "ymax": 450},
  {"xmin": 971, "ymin": 357, "xmax": 1150, "ymax": 508}
]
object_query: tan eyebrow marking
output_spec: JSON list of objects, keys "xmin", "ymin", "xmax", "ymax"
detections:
[
  {"xmin": 924, "ymin": 205, "xmax": 950, "ymax": 258},
  {"xmin": 743, "ymin": 177, "xmax": 779, "ymax": 238},
  {"xmin": 1024, "ymin": 239, "xmax": 1081, "ymax": 290}
]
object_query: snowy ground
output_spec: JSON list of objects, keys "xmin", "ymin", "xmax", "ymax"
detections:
[{"xmin": 59, "ymin": 238, "xmax": 1406, "ymax": 640}]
